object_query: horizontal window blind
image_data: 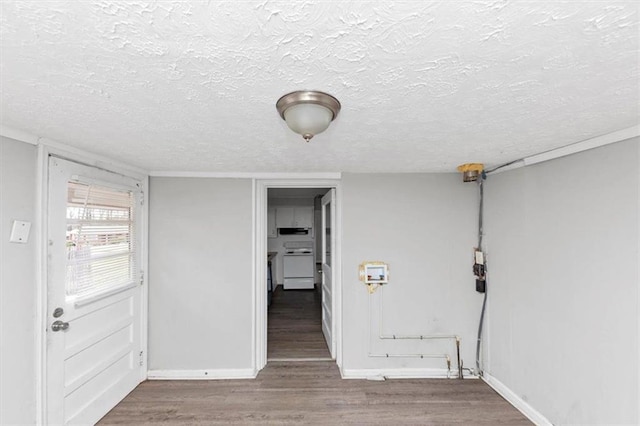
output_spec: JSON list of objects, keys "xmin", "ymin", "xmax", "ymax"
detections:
[{"xmin": 66, "ymin": 181, "xmax": 137, "ymax": 299}]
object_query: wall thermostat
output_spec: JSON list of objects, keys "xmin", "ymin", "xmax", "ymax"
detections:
[{"xmin": 359, "ymin": 261, "xmax": 389, "ymax": 285}]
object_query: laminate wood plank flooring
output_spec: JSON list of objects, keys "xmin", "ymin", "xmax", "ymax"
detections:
[
  {"xmin": 100, "ymin": 284, "xmax": 530, "ymax": 424},
  {"xmin": 99, "ymin": 361, "xmax": 531, "ymax": 425},
  {"xmin": 267, "ymin": 285, "xmax": 331, "ymax": 360}
]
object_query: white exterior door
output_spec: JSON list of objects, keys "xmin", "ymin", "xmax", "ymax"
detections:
[
  {"xmin": 321, "ymin": 189, "xmax": 336, "ymax": 358},
  {"xmin": 46, "ymin": 157, "xmax": 144, "ymax": 425}
]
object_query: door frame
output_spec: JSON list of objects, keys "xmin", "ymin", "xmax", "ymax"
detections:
[
  {"xmin": 35, "ymin": 143, "xmax": 149, "ymax": 424},
  {"xmin": 253, "ymin": 178, "xmax": 342, "ymax": 372}
]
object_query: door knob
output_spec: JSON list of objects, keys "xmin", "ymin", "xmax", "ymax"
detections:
[{"xmin": 51, "ymin": 320, "xmax": 69, "ymax": 332}]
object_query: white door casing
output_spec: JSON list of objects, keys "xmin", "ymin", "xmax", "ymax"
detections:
[
  {"xmin": 46, "ymin": 156, "xmax": 144, "ymax": 425},
  {"xmin": 321, "ymin": 189, "xmax": 336, "ymax": 358},
  {"xmin": 254, "ymin": 178, "xmax": 342, "ymax": 371}
]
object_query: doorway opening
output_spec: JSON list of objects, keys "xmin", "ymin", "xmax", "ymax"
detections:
[
  {"xmin": 267, "ymin": 187, "xmax": 331, "ymax": 361},
  {"xmin": 254, "ymin": 179, "xmax": 341, "ymax": 372}
]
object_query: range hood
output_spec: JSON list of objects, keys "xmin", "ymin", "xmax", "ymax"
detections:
[{"xmin": 279, "ymin": 228, "xmax": 310, "ymax": 235}]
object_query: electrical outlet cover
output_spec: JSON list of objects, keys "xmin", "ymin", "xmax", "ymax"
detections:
[{"xmin": 9, "ymin": 220, "xmax": 31, "ymax": 243}]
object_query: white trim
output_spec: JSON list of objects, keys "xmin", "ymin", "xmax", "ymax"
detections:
[
  {"xmin": 147, "ymin": 369, "xmax": 257, "ymax": 380},
  {"xmin": 268, "ymin": 357, "xmax": 333, "ymax": 362},
  {"xmin": 151, "ymin": 171, "xmax": 342, "ymax": 179},
  {"xmin": 251, "ymin": 179, "xmax": 258, "ymax": 371},
  {"xmin": 524, "ymin": 125, "xmax": 639, "ymax": 166},
  {"xmin": 0, "ymin": 125, "xmax": 39, "ymax": 145},
  {"xmin": 340, "ymin": 368, "xmax": 476, "ymax": 380},
  {"xmin": 46, "ymin": 146, "xmax": 147, "ymax": 179},
  {"xmin": 68, "ymin": 174, "xmax": 140, "ymax": 192},
  {"xmin": 254, "ymin": 180, "xmax": 268, "ymax": 371},
  {"xmin": 36, "ymin": 144, "xmax": 149, "ymax": 424},
  {"xmin": 73, "ymin": 282, "xmax": 138, "ymax": 307},
  {"xmin": 140, "ymin": 174, "xmax": 150, "ymax": 382},
  {"xmin": 0, "ymin": 125, "xmax": 148, "ymax": 177},
  {"xmin": 489, "ymin": 125, "xmax": 640, "ymax": 174},
  {"xmin": 253, "ymin": 178, "xmax": 343, "ymax": 373},
  {"xmin": 483, "ymin": 373, "xmax": 552, "ymax": 426},
  {"xmin": 35, "ymin": 144, "xmax": 48, "ymax": 425},
  {"xmin": 334, "ymin": 184, "xmax": 343, "ymax": 368}
]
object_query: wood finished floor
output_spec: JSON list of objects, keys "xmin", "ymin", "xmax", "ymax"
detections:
[
  {"xmin": 268, "ymin": 285, "xmax": 331, "ymax": 360},
  {"xmin": 99, "ymin": 361, "xmax": 531, "ymax": 425},
  {"xmin": 99, "ymin": 285, "xmax": 531, "ymax": 425}
]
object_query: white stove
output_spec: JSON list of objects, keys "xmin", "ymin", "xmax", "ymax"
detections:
[
  {"xmin": 284, "ymin": 247, "xmax": 313, "ymax": 255},
  {"xmin": 282, "ymin": 242, "xmax": 314, "ymax": 289}
]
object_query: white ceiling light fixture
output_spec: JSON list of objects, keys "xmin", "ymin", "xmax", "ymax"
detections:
[{"xmin": 276, "ymin": 90, "xmax": 341, "ymax": 143}]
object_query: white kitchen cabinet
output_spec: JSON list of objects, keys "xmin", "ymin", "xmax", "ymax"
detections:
[
  {"xmin": 275, "ymin": 206, "xmax": 313, "ymax": 228},
  {"xmin": 295, "ymin": 207, "xmax": 313, "ymax": 228},
  {"xmin": 267, "ymin": 207, "xmax": 277, "ymax": 238},
  {"xmin": 275, "ymin": 207, "xmax": 294, "ymax": 228}
]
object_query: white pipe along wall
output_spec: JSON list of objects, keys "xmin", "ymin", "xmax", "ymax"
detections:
[
  {"xmin": 366, "ymin": 286, "xmax": 465, "ymax": 378},
  {"xmin": 341, "ymin": 173, "xmax": 479, "ymax": 378},
  {"xmin": 366, "ymin": 289, "xmax": 459, "ymax": 378}
]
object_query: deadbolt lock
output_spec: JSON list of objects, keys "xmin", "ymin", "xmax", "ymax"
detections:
[{"xmin": 53, "ymin": 307, "xmax": 64, "ymax": 318}]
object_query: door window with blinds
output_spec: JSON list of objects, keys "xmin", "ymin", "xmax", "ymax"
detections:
[{"xmin": 65, "ymin": 180, "xmax": 138, "ymax": 299}]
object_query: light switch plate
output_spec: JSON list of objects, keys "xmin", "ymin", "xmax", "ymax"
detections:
[{"xmin": 10, "ymin": 220, "xmax": 31, "ymax": 243}]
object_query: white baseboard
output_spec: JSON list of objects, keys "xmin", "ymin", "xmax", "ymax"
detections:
[
  {"xmin": 340, "ymin": 368, "xmax": 476, "ymax": 380},
  {"xmin": 482, "ymin": 373, "xmax": 552, "ymax": 426},
  {"xmin": 147, "ymin": 368, "xmax": 257, "ymax": 380}
]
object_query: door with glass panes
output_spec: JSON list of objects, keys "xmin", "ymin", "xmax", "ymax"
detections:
[
  {"xmin": 321, "ymin": 189, "xmax": 335, "ymax": 358},
  {"xmin": 46, "ymin": 156, "xmax": 144, "ymax": 425}
]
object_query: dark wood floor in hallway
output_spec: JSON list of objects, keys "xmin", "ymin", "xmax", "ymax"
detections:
[{"xmin": 268, "ymin": 285, "xmax": 331, "ymax": 360}]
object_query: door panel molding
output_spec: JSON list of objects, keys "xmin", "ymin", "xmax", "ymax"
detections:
[
  {"xmin": 321, "ymin": 188, "xmax": 336, "ymax": 358},
  {"xmin": 37, "ymin": 145, "xmax": 148, "ymax": 424}
]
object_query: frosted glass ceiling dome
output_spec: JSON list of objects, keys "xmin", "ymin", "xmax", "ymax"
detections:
[{"xmin": 276, "ymin": 91, "xmax": 341, "ymax": 142}]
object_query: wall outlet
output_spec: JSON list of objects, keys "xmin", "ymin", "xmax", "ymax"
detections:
[{"xmin": 9, "ymin": 220, "xmax": 31, "ymax": 243}]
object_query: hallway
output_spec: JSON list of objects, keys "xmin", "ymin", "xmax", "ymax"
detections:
[{"xmin": 267, "ymin": 286, "xmax": 331, "ymax": 360}]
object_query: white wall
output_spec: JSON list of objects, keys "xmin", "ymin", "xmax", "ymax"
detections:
[
  {"xmin": 341, "ymin": 173, "xmax": 480, "ymax": 373},
  {"xmin": 5, "ymin": 130, "xmax": 633, "ymax": 421},
  {"xmin": 0, "ymin": 137, "xmax": 38, "ymax": 424},
  {"xmin": 148, "ymin": 177, "xmax": 254, "ymax": 371},
  {"xmin": 484, "ymin": 138, "xmax": 639, "ymax": 425}
]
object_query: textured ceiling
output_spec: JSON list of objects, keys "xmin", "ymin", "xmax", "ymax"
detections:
[{"xmin": 1, "ymin": 1, "xmax": 638, "ymax": 173}]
